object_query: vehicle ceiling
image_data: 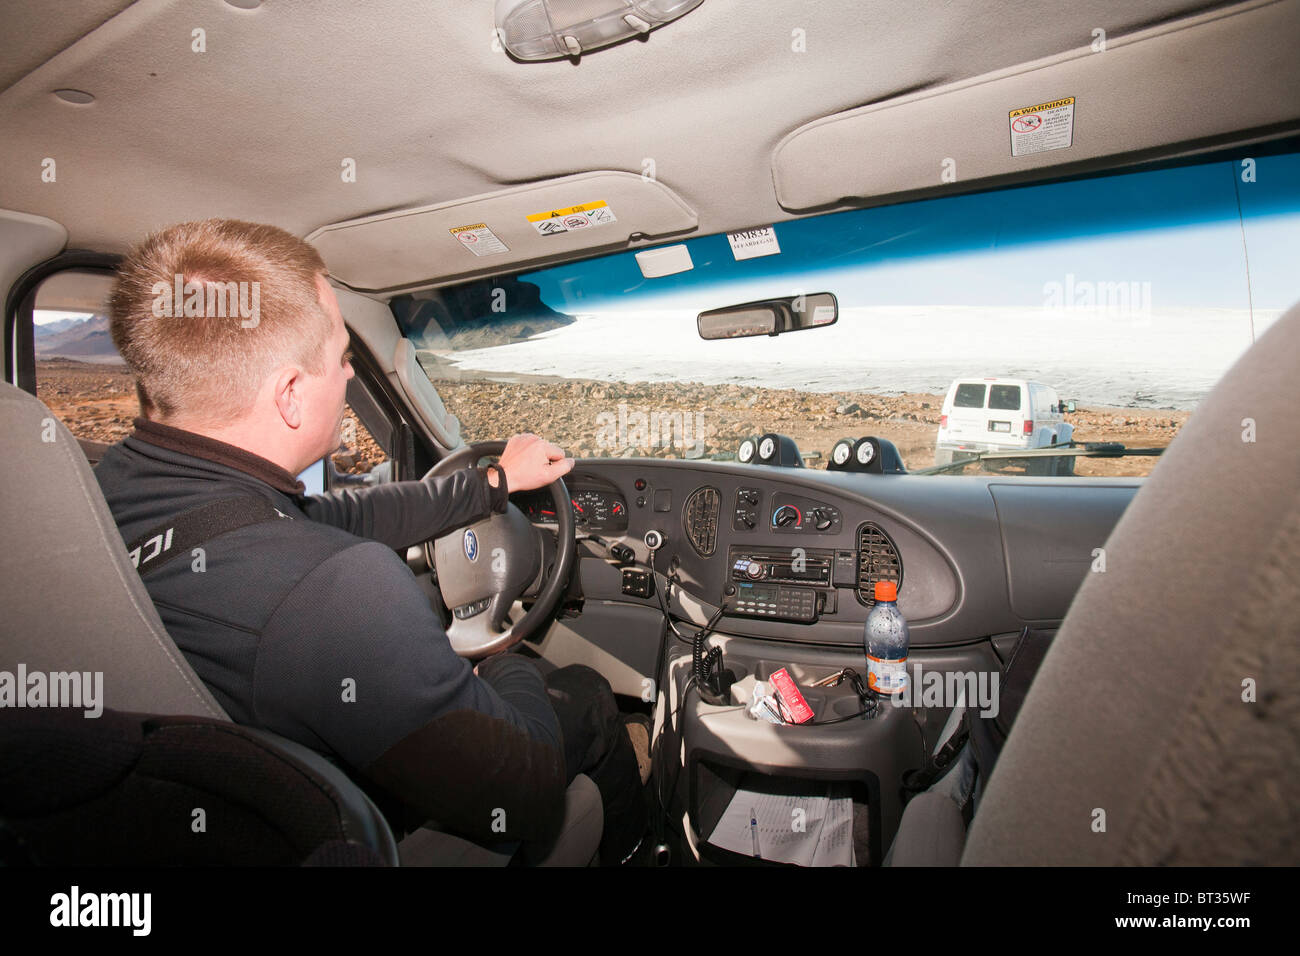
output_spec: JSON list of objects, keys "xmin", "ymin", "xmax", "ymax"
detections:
[{"xmin": 0, "ymin": 0, "xmax": 1290, "ymax": 289}]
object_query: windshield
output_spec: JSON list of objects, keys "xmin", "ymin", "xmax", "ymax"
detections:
[{"xmin": 394, "ymin": 150, "xmax": 1300, "ymax": 476}]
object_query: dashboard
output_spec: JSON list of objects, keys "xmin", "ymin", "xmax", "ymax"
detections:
[{"xmin": 514, "ymin": 459, "xmax": 1139, "ymax": 648}]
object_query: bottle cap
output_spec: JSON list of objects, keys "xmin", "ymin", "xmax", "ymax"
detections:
[{"xmin": 874, "ymin": 581, "xmax": 897, "ymax": 602}]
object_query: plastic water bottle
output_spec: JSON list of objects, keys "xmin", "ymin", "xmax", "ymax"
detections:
[{"xmin": 865, "ymin": 581, "xmax": 909, "ymax": 696}]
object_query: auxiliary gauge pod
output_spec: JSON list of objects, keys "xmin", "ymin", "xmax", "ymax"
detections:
[
  {"xmin": 645, "ymin": 529, "xmax": 733, "ymax": 706},
  {"xmin": 827, "ymin": 436, "xmax": 907, "ymax": 473},
  {"xmin": 737, "ymin": 432, "xmax": 805, "ymax": 468}
]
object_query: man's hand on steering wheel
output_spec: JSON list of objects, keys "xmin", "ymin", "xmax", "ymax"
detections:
[{"xmin": 493, "ymin": 433, "xmax": 574, "ymax": 493}]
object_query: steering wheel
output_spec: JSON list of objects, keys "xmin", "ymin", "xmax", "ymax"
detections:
[{"xmin": 422, "ymin": 441, "xmax": 576, "ymax": 659}]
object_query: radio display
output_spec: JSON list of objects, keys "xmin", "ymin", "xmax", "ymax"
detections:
[
  {"xmin": 737, "ymin": 584, "xmax": 776, "ymax": 602},
  {"xmin": 770, "ymin": 561, "xmax": 825, "ymax": 580}
]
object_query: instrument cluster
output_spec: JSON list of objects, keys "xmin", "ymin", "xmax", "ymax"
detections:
[{"xmin": 516, "ymin": 484, "xmax": 629, "ymax": 532}]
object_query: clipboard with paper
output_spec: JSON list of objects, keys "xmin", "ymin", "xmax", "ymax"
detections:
[{"xmin": 706, "ymin": 784, "xmax": 857, "ymax": 866}]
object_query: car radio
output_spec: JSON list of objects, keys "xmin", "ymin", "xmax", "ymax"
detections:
[{"xmin": 729, "ymin": 547, "xmax": 833, "ymax": 586}]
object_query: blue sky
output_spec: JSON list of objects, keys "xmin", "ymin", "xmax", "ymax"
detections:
[{"xmin": 522, "ymin": 153, "xmax": 1300, "ymax": 314}]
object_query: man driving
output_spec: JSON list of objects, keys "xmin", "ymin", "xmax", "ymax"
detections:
[{"xmin": 94, "ymin": 218, "xmax": 647, "ymax": 864}]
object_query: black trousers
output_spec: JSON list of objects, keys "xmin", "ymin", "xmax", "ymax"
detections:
[{"xmin": 542, "ymin": 664, "xmax": 647, "ymax": 865}]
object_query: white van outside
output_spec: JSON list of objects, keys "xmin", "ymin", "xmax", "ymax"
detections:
[{"xmin": 935, "ymin": 378, "xmax": 1073, "ymax": 470}]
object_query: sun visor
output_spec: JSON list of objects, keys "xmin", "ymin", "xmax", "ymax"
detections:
[
  {"xmin": 772, "ymin": 0, "xmax": 1300, "ymax": 210},
  {"xmin": 306, "ymin": 171, "xmax": 697, "ymax": 292}
]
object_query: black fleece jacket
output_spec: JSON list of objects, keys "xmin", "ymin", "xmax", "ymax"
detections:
[{"xmin": 93, "ymin": 419, "xmax": 566, "ymax": 845}]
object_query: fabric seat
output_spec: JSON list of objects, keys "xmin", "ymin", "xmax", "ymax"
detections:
[
  {"xmin": 886, "ymin": 301, "xmax": 1300, "ymax": 866},
  {"xmin": 0, "ymin": 383, "xmax": 600, "ymax": 866},
  {"xmin": 0, "ymin": 707, "xmax": 394, "ymax": 866},
  {"xmin": 884, "ymin": 791, "xmax": 966, "ymax": 867}
]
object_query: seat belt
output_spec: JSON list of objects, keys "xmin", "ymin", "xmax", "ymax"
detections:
[
  {"xmin": 900, "ymin": 710, "xmax": 970, "ymax": 800},
  {"xmin": 967, "ymin": 625, "xmax": 1057, "ymax": 780},
  {"xmin": 123, "ymin": 496, "xmax": 293, "ymax": 578}
]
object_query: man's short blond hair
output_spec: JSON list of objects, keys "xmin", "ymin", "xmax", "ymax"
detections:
[{"xmin": 108, "ymin": 218, "xmax": 333, "ymax": 424}]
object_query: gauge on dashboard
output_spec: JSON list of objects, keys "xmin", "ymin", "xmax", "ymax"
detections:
[
  {"xmin": 571, "ymin": 490, "xmax": 606, "ymax": 527},
  {"xmin": 570, "ymin": 489, "xmax": 628, "ymax": 532},
  {"xmin": 831, "ymin": 438, "xmax": 854, "ymax": 467},
  {"xmin": 520, "ymin": 494, "xmax": 560, "ymax": 522}
]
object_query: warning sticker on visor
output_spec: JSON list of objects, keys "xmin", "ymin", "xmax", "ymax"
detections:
[
  {"xmin": 526, "ymin": 200, "xmax": 618, "ymax": 236},
  {"xmin": 1008, "ymin": 97, "xmax": 1074, "ymax": 157},
  {"xmin": 449, "ymin": 223, "xmax": 509, "ymax": 256}
]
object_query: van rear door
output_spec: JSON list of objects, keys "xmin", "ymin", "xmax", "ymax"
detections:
[
  {"xmin": 947, "ymin": 382, "xmax": 989, "ymax": 443},
  {"xmin": 987, "ymin": 383, "xmax": 1023, "ymax": 436}
]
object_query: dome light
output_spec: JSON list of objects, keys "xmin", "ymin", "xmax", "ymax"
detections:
[{"xmin": 495, "ymin": 0, "xmax": 703, "ymax": 61}]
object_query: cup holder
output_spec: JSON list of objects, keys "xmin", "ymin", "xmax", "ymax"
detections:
[{"xmin": 718, "ymin": 660, "xmax": 869, "ymax": 721}]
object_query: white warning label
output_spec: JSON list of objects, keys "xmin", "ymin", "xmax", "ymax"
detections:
[
  {"xmin": 726, "ymin": 226, "xmax": 781, "ymax": 261},
  {"xmin": 1008, "ymin": 97, "xmax": 1074, "ymax": 157},
  {"xmin": 449, "ymin": 222, "xmax": 509, "ymax": 257}
]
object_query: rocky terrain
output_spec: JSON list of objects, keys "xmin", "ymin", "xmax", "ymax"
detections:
[
  {"xmin": 428, "ymin": 367, "xmax": 1188, "ymax": 477},
  {"xmin": 37, "ymin": 359, "xmax": 1187, "ymax": 478},
  {"xmin": 35, "ymin": 359, "xmax": 137, "ymax": 439}
]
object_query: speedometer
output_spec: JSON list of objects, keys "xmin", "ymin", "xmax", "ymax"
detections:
[
  {"xmin": 571, "ymin": 490, "xmax": 608, "ymax": 527},
  {"xmin": 566, "ymin": 489, "xmax": 628, "ymax": 531}
]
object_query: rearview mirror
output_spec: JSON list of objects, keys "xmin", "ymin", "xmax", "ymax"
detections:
[{"xmin": 698, "ymin": 292, "xmax": 837, "ymax": 340}]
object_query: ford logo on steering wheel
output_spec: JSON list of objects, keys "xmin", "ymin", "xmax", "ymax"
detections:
[{"xmin": 463, "ymin": 529, "xmax": 478, "ymax": 562}]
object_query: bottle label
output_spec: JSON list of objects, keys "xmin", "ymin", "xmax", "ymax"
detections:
[{"xmin": 867, "ymin": 653, "xmax": 909, "ymax": 695}]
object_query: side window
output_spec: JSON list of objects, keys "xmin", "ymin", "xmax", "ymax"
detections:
[
  {"xmin": 305, "ymin": 380, "xmax": 395, "ymax": 490},
  {"xmin": 32, "ymin": 268, "xmax": 392, "ymax": 486},
  {"xmin": 32, "ymin": 270, "xmax": 133, "ymax": 448},
  {"xmin": 330, "ymin": 372, "xmax": 394, "ymax": 484}
]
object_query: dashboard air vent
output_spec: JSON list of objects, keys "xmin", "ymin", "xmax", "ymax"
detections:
[
  {"xmin": 683, "ymin": 486, "xmax": 720, "ymax": 556},
  {"xmin": 857, "ymin": 522, "xmax": 903, "ymax": 606}
]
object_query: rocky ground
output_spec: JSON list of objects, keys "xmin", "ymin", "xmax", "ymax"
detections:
[
  {"xmin": 429, "ymin": 367, "xmax": 1188, "ymax": 478},
  {"xmin": 37, "ymin": 359, "xmax": 1188, "ymax": 478},
  {"xmin": 35, "ymin": 359, "xmax": 137, "ymax": 440}
]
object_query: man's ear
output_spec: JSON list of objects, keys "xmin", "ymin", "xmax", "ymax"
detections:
[{"xmin": 271, "ymin": 366, "xmax": 304, "ymax": 430}]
